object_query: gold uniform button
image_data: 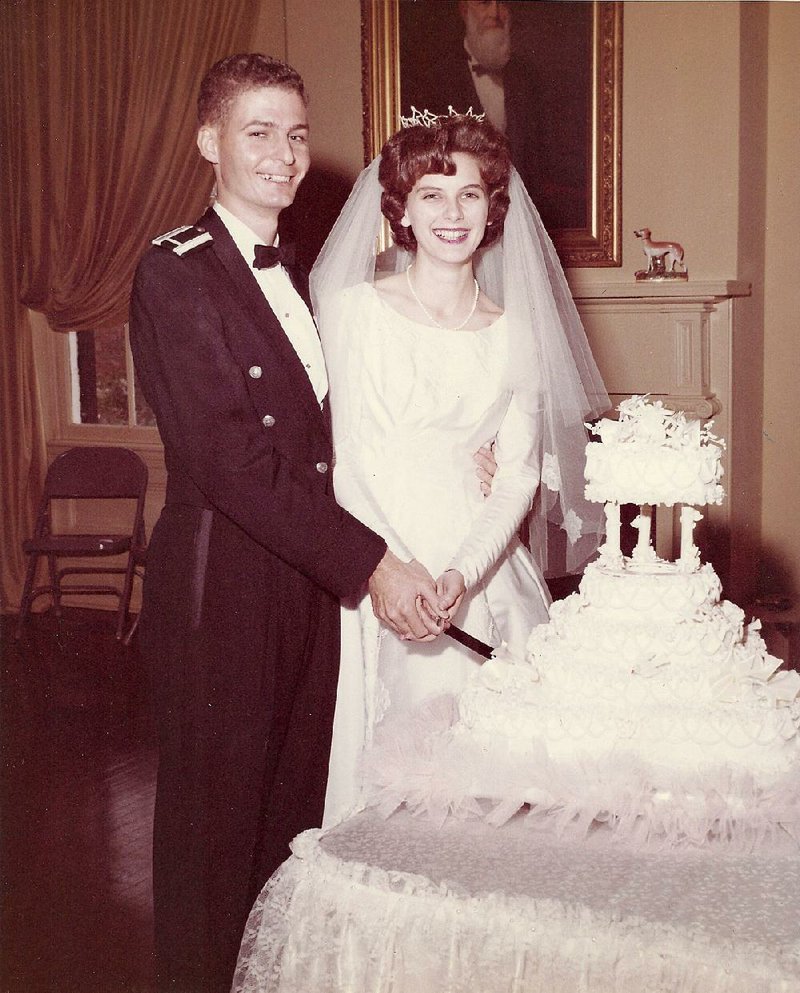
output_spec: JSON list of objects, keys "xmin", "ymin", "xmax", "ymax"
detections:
[
  {"xmin": 262, "ymin": 414, "xmax": 276, "ymax": 427},
  {"xmin": 248, "ymin": 365, "xmax": 263, "ymax": 379},
  {"xmin": 315, "ymin": 461, "xmax": 328, "ymax": 474}
]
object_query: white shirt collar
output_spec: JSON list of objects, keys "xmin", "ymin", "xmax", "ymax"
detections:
[{"xmin": 212, "ymin": 202, "xmax": 279, "ymax": 266}]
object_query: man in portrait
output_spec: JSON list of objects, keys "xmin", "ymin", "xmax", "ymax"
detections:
[{"xmin": 400, "ymin": 0, "xmax": 589, "ymax": 233}]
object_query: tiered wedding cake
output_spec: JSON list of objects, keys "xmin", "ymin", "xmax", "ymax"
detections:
[{"xmin": 369, "ymin": 397, "xmax": 800, "ymax": 850}]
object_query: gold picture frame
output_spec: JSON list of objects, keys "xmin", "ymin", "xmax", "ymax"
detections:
[{"xmin": 361, "ymin": 0, "xmax": 622, "ymax": 267}]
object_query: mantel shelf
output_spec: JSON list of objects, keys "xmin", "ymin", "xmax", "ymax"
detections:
[{"xmin": 565, "ymin": 277, "xmax": 751, "ymax": 302}]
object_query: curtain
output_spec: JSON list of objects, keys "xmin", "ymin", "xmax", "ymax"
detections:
[{"xmin": 0, "ymin": 0, "xmax": 262, "ymax": 609}]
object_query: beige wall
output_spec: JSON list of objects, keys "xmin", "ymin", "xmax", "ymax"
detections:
[
  {"xmin": 284, "ymin": 0, "xmax": 365, "ymax": 179},
  {"xmin": 267, "ymin": 0, "xmax": 798, "ymax": 604},
  {"xmin": 618, "ymin": 2, "xmax": 744, "ymax": 281},
  {"xmin": 251, "ymin": 0, "xmax": 365, "ymax": 179},
  {"xmin": 762, "ymin": 1, "xmax": 800, "ymax": 601}
]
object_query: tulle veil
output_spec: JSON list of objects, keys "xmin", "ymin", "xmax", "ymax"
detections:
[{"xmin": 310, "ymin": 156, "xmax": 610, "ymax": 576}]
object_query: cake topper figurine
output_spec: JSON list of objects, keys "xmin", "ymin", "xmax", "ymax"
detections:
[{"xmin": 634, "ymin": 227, "xmax": 688, "ymax": 281}]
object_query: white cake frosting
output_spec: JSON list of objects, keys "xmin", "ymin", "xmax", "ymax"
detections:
[
  {"xmin": 584, "ymin": 395, "xmax": 725, "ymax": 507},
  {"xmin": 459, "ymin": 558, "xmax": 799, "ymax": 784},
  {"xmin": 365, "ymin": 397, "xmax": 800, "ymax": 851}
]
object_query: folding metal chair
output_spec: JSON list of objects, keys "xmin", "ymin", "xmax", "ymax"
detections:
[
  {"xmin": 121, "ymin": 544, "xmax": 147, "ymax": 647},
  {"xmin": 16, "ymin": 446, "xmax": 148, "ymax": 640}
]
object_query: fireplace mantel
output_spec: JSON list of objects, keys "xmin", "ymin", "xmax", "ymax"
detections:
[{"xmin": 566, "ymin": 278, "xmax": 750, "ymax": 300}]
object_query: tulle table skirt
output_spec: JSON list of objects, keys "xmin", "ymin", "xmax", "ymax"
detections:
[{"xmin": 233, "ymin": 808, "xmax": 800, "ymax": 993}]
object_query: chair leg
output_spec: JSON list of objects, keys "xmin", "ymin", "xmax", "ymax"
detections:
[
  {"xmin": 115, "ymin": 551, "xmax": 138, "ymax": 640},
  {"xmin": 15, "ymin": 553, "xmax": 39, "ymax": 639},
  {"xmin": 49, "ymin": 554, "xmax": 62, "ymax": 618},
  {"xmin": 122, "ymin": 612, "xmax": 140, "ymax": 647}
]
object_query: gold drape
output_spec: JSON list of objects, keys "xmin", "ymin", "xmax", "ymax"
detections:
[{"xmin": 0, "ymin": 0, "xmax": 261, "ymax": 609}]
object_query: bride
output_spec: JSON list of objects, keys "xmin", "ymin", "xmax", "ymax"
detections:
[
  {"xmin": 311, "ymin": 114, "xmax": 609, "ymax": 828},
  {"xmin": 232, "ymin": 114, "xmax": 609, "ymax": 991}
]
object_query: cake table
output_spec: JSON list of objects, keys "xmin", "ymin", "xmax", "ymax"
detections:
[{"xmin": 233, "ymin": 808, "xmax": 800, "ymax": 992}]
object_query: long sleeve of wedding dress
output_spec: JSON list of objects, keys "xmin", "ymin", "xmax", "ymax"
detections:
[
  {"xmin": 447, "ymin": 388, "xmax": 543, "ymax": 589},
  {"xmin": 324, "ymin": 289, "xmax": 415, "ymax": 564}
]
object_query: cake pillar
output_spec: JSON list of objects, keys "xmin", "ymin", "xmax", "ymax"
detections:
[
  {"xmin": 679, "ymin": 506, "xmax": 703, "ymax": 569},
  {"xmin": 632, "ymin": 505, "xmax": 654, "ymax": 562},
  {"xmin": 603, "ymin": 502, "xmax": 621, "ymax": 559}
]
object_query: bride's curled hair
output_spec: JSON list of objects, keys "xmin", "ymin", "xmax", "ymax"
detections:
[{"xmin": 379, "ymin": 116, "xmax": 512, "ymax": 252}]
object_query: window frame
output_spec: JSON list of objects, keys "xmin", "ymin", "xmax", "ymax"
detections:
[{"xmin": 31, "ymin": 309, "xmax": 163, "ymax": 455}]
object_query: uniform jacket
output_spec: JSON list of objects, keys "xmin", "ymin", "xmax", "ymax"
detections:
[{"xmin": 130, "ymin": 206, "xmax": 386, "ymax": 599}]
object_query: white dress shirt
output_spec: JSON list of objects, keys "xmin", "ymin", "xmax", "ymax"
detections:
[{"xmin": 213, "ymin": 202, "xmax": 329, "ymax": 405}]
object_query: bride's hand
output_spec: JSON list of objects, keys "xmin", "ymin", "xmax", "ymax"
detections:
[{"xmin": 436, "ymin": 569, "xmax": 466, "ymax": 622}]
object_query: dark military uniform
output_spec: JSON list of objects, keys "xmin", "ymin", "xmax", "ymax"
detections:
[{"xmin": 130, "ymin": 207, "xmax": 386, "ymax": 993}]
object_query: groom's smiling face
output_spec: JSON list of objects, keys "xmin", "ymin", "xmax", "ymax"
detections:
[{"xmin": 197, "ymin": 85, "xmax": 310, "ymax": 225}]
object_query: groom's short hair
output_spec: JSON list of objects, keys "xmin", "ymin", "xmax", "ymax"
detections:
[{"xmin": 197, "ymin": 53, "xmax": 308, "ymax": 128}]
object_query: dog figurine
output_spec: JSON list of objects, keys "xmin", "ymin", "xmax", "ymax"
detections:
[{"xmin": 634, "ymin": 228, "xmax": 685, "ymax": 274}]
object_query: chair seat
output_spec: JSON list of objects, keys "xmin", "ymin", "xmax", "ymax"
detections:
[{"xmin": 23, "ymin": 534, "xmax": 132, "ymax": 556}]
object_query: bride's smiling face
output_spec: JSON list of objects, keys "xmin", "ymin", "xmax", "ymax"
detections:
[{"xmin": 402, "ymin": 153, "xmax": 489, "ymax": 265}]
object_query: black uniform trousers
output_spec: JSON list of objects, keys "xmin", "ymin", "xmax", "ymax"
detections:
[{"xmin": 143, "ymin": 504, "xmax": 341, "ymax": 993}]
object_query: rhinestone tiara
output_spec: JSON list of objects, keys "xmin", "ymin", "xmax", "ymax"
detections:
[{"xmin": 399, "ymin": 105, "xmax": 486, "ymax": 129}]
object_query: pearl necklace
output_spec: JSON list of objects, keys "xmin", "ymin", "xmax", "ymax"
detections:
[{"xmin": 406, "ymin": 265, "xmax": 479, "ymax": 331}]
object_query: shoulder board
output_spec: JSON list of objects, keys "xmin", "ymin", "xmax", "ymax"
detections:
[{"xmin": 152, "ymin": 224, "xmax": 213, "ymax": 256}]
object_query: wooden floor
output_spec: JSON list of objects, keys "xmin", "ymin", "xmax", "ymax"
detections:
[{"xmin": 1, "ymin": 609, "xmax": 157, "ymax": 993}]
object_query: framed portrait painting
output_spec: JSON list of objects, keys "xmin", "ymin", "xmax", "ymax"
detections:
[{"xmin": 362, "ymin": 0, "xmax": 622, "ymax": 267}]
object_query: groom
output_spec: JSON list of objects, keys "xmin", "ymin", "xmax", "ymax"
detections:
[{"xmin": 130, "ymin": 54, "xmax": 455, "ymax": 993}]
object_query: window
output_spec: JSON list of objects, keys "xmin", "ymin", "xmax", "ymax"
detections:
[{"xmin": 69, "ymin": 324, "xmax": 155, "ymax": 427}]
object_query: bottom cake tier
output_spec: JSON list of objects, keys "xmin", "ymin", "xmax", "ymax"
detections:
[{"xmin": 363, "ymin": 560, "xmax": 800, "ymax": 850}]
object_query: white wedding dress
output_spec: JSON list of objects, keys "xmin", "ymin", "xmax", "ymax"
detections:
[{"xmin": 323, "ymin": 282, "xmax": 551, "ymax": 827}]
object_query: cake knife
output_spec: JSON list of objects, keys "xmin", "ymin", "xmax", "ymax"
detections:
[{"xmin": 446, "ymin": 624, "xmax": 495, "ymax": 660}]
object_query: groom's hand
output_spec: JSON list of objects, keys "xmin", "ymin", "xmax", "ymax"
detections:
[{"xmin": 368, "ymin": 550, "xmax": 447, "ymax": 641}]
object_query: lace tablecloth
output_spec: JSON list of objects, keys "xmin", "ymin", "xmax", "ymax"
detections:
[{"xmin": 233, "ymin": 809, "xmax": 800, "ymax": 992}]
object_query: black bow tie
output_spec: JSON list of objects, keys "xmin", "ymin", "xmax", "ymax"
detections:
[{"xmin": 253, "ymin": 244, "xmax": 285, "ymax": 269}]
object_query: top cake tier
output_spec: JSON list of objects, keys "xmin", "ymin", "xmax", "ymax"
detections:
[{"xmin": 584, "ymin": 396, "xmax": 725, "ymax": 507}]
